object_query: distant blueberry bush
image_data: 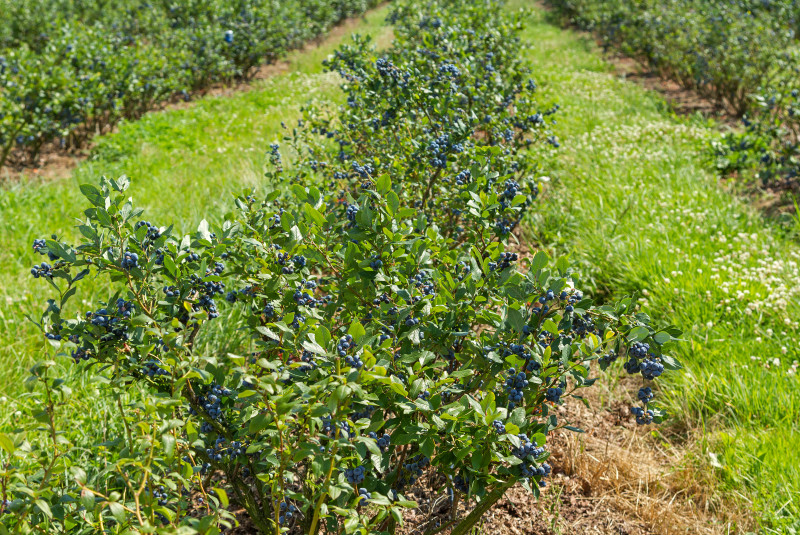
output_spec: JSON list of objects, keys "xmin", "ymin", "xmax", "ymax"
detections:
[
  {"xmin": 1, "ymin": 1, "xmax": 681, "ymax": 533},
  {"xmin": 546, "ymin": 0, "xmax": 800, "ymax": 190},
  {"xmin": 0, "ymin": 0, "xmax": 381, "ymax": 169},
  {"xmin": 713, "ymin": 85, "xmax": 800, "ymax": 189}
]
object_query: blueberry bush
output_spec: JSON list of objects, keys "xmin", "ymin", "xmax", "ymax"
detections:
[
  {"xmin": 0, "ymin": 0, "xmax": 381, "ymax": 170},
  {"xmin": 712, "ymin": 85, "xmax": 800, "ymax": 190},
  {"xmin": 1, "ymin": 0, "xmax": 681, "ymax": 533},
  {"xmin": 546, "ymin": 0, "xmax": 798, "ymax": 115},
  {"xmin": 545, "ymin": 0, "xmax": 800, "ymax": 190}
]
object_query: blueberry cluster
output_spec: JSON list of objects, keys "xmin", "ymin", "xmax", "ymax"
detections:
[
  {"xmin": 630, "ymin": 407, "xmax": 654, "ymax": 425},
  {"xmin": 269, "ymin": 143, "xmax": 283, "ymax": 173},
  {"xmin": 344, "ymin": 465, "xmax": 366, "ymax": 485},
  {"xmin": 454, "ymin": 169, "xmax": 472, "ymax": 186},
  {"xmin": 147, "ymin": 486, "xmax": 168, "ymax": 506},
  {"xmin": 164, "ymin": 286, "xmax": 180, "ymax": 298},
  {"xmin": 428, "ymin": 133, "xmax": 463, "ymax": 169},
  {"xmin": 116, "ymin": 298, "xmax": 134, "ymax": 318},
  {"xmin": 492, "ymin": 419, "xmax": 506, "ymax": 434},
  {"xmin": 70, "ymin": 347, "xmax": 90, "ymax": 364},
  {"xmin": 511, "ymin": 434, "xmax": 546, "ymax": 460},
  {"xmin": 32, "ymin": 238, "xmax": 58, "ymax": 260},
  {"xmin": 351, "ymin": 404, "xmax": 376, "ymax": 421},
  {"xmin": 357, "ymin": 487, "xmax": 371, "ymax": 506},
  {"xmin": 571, "ymin": 314, "xmax": 595, "ymax": 336},
  {"xmin": 322, "ymin": 416, "xmax": 353, "ymax": 439},
  {"xmin": 192, "ymin": 383, "xmax": 231, "ymax": 425},
  {"xmin": 488, "ymin": 252, "xmax": 517, "ymax": 272},
  {"xmin": 520, "ymin": 462, "xmax": 551, "ymax": 486},
  {"xmin": 438, "ymin": 61, "xmax": 460, "ymax": 78},
  {"xmin": 624, "ymin": 342, "xmax": 664, "ymax": 380},
  {"xmin": 143, "ymin": 360, "xmax": 169, "ymax": 378},
  {"xmin": 346, "ymin": 203, "xmax": 359, "ymax": 226},
  {"xmin": 278, "ymin": 501, "xmax": 297, "ymax": 525},
  {"xmin": 396, "ymin": 455, "xmax": 430, "ymax": 489},
  {"xmin": 411, "ymin": 271, "xmax": 435, "ymax": 296},
  {"xmin": 351, "ymin": 161, "xmax": 374, "ymax": 178},
  {"xmin": 600, "ymin": 350, "xmax": 618, "ymax": 366},
  {"xmin": 299, "ymin": 350, "xmax": 317, "ymax": 372},
  {"xmin": 498, "ymin": 179, "xmax": 521, "ymax": 208},
  {"xmin": 30, "ymin": 262, "xmax": 54, "ymax": 279},
  {"xmin": 134, "ymin": 220, "xmax": 161, "ymax": 241},
  {"xmin": 452, "ymin": 473, "xmax": 470, "ymax": 493},
  {"xmin": 121, "ymin": 250, "xmax": 139, "ymax": 270},
  {"xmin": 545, "ymin": 383, "xmax": 564, "ymax": 403},
  {"xmin": 294, "ymin": 285, "xmax": 321, "ymax": 308},
  {"xmin": 638, "ymin": 386, "xmax": 654, "ymax": 403},
  {"xmin": 505, "ymin": 369, "xmax": 529, "ymax": 408},
  {"xmin": 85, "ymin": 304, "xmax": 129, "ymax": 341},
  {"xmin": 336, "ymin": 334, "xmax": 363, "ymax": 368},
  {"xmin": 368, "ymin": 431, "xmax": 392, "ymax": 452},
  {"xmin": 640, "ymin": 358, "xmax": 665, "ymax": 380}
]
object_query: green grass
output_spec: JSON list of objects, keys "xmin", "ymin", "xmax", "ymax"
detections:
[
  {"xmin": 0, "ymin": 5, "xmax": 391, "ymax": 399},
  {"xmin": 513, "ymin": 3, "xmax": 800, "ymax": 531}
]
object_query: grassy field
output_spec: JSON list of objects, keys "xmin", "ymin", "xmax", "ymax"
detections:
[
  {"xmin": 0, "ymin": 6, "xmax": 391, "ymax": 404},
  {"xmin": 0, "ymin": 1, "xmax": 797, "ymax": 532},
  {"xmin": 513, "ymin": 3, "xmax": 799, "ymax": 530}
]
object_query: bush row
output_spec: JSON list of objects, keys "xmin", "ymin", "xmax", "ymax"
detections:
[
  {"xmin": 2, "ymin": 1, "xmax": 680, "ymax": 533},
  {"xmin": 0, "ymin": 0, "xmax": 381, "ymax": 169},
  {"xmin": 545, "ymin": 0, "xmax": 800, "ymax": 189}
]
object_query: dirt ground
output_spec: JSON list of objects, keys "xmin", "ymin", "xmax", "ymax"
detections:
[{"xmin": 393, "ymin": 375, "xmax": 744, "ymax": 535}]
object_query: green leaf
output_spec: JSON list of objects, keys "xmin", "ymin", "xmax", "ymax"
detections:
[
  {"xmin": 79, "ymin": 492, "xmax": 95, "ymax": 512},
  {"xmin": 212, "ymin": 488, "xmax": 229, "ymax": 507},
  {"xmin": 629, "ymin": 326, "xmax": 650, "ymax": 342},
  {"xmin": 163, "ymin": 254, "xmax": 178, "ymax": 278},
  {"xmin": 660, "ymin": 354, "xmax": 682, "ymax": 370},
  {"xmin": 162, "ymin": 434, "xmax": 176, "ymax": 461},
  {"xmin": 530, "ymin": 251, "xmax": 549, "ymax": 273},
  {"xmin": 197, "ymin": 219, "xmax": 212, "ymax": 241},
  {"xmin": 290, "ymin": 225, "xmax": 303, "ymax": 243},
  {"xmin": 79, "ymin": 184, "xmax": 105, "ymax": 207},
  {"xmin": 315, "ymin": 326, "xmax": 331, "ymax": 349},
  {"xmin": 387, "ymin": 191, "xmax": 400, "ymax": 215},
  {"xmin": 506, "ymin": 307, "xmax": 524, "ymax": 332},
  {"xmin": 421, "ymin": 437, "xmax": 434, "ymax": 458},
  {"xmin": 107, "ymin": 501, "xmax": 125, "ymax": 523},
  {"xmin": 304, "ymin": 204, "xmax": 327, "ymax": 226},
  {"xmin": 509, "ymin": 407, "xmax": 525, "ymax": 427},
  {"xmin": 653, "ymin": 331, "xmax": 671, "ymax": 345},
  {"xmin": 376, "ymin": 173, "xmax": 391, "ymax": 194},
  {"xmin": 35, "ymin": 499, "xmax": 53, "ymax": 519},
  {"xmin": 0, "ymin": 433, "xmax": 15, "ymax": 455},
  {"xmin": 348, "ymin": 320, "xmax": 366, "ymax": 342}
]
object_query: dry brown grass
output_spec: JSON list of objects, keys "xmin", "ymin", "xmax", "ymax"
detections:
[{"xmin": 534, "ymin": 375, "xmax": 754, "ymax": 535}]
